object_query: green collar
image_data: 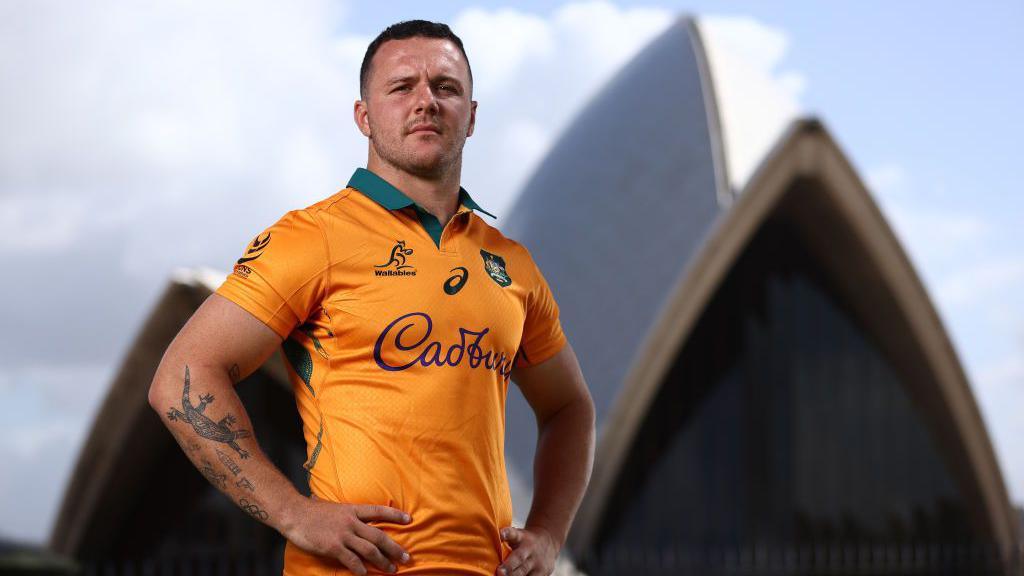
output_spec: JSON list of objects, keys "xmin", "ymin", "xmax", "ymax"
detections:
[{"xmin": 347, "ymin": 167, "xmax": 496, "ymax": 219}]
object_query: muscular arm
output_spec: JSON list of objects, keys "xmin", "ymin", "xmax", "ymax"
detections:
[
  {"xmin": 500, "ymin": 343, "xmax": 595, "ymax": 575},
  {"xmin": 147, "ymin": 293, "xmax": 305, "ymax": 535},
  {"xmin": 149, "ymin": 294, "xmax": 412, "ymax": 575}
]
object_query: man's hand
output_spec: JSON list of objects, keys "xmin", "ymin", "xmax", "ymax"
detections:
[
  {"xmin": 285, "ymin": 494, "xmax": 413, "ymax": 575},
  {"xmin": 497, "ymin": 525, "xmax": 558, "ymax": 576}
]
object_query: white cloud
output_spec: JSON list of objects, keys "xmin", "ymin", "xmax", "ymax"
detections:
[
  {"xmin": 697, "ymin": 16, "xmax": 806, "ymax": 192},
  {"xmin": 0, "ymin": 431, "xmax": 81, "ymax": 543},
  {"xmin": 0, "ymin": 0, "xmax": 362, "ymax": 276},
  {"xmin": 937, "ymin": 258, "xmax": 1024, "ymax": 309},
  {"xmin": 455, "ymin": 1, "xmax": 675, "ymax": 218},
  {"xmin": 866, "ymin": 164, "xmax": 908, "ymax": 198},
  {"xmin": 869, "ymin": 163, "xmax": 990, "ymax": 277},
  {"xmin": 454, "ymin": 8, "xmax": 555, "ymax": 97},
  {"xmin": 0, "ymin": 194, "xmax": 90, "ymax": 252},
  {"xmin": 0, "ymin": 363, "xmax": 110, "ymax": 542},
  {"xmin": 978, "ymin": 352, "xmax": 1024, "ymax": 395}
]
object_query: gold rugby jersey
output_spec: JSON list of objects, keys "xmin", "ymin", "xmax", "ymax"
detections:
[{"xmin": 215, "ymin": 167, "xmax": 567, "ymax": 575}]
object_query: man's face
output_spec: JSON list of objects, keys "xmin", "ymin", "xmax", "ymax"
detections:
[{"xmin": 355, "ymin": 37, "xmax": 476, "ymax": 178}]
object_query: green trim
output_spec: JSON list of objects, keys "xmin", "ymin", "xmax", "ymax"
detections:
[
  {"xmin": 459, "ymin": 190, "xmax": 497, "ymax": 219},
  {"xmin": 414, "ymin": 207, "xmax": 444, "ymax": 248},
  {"xmin": 282, "ymin": 339, "xmax": 314, "ymax": 397},
  {"xmin": 347, "ymin": 168, "xmax": 496, "ymax": 219},
  {"xmin": 347, "ymin": 168, "xmax": 414, "ymax": 210}
]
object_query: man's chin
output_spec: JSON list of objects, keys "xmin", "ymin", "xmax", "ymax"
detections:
[
  {"xmin": 400, "ymin": 153, "xmax": 454, "ymax": 177},
  {"xmin": 372, "ymin": 142, "xmax": 459, "ymax": 178}
]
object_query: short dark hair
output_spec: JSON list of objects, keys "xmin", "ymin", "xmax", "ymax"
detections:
[{"xmin": 360, "ymin": 20, "xmax": 473, "ymax": 99}]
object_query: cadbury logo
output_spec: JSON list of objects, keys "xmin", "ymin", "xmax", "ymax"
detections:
[{"xmin": 373, "ymin": 312, "xmax": 514, "ymax": 378}]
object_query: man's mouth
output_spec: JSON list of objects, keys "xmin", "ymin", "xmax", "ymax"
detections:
[{"xmin": 409, "ymin": 124, "xmax": 440, "ymax": 134}]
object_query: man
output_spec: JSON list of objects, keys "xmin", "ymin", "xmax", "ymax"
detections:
[{"xmin": 148, "ymin": 19, "xmax": 595, "ymax": 576}]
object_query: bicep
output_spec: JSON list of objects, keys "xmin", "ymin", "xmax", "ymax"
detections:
[
  {"xmin": 511, "ymin": 342, "xmax": 591, "ymax": 425},
  {"xmin": 161, "ymin": 293, "xmax": 283, "ymax": 385}
]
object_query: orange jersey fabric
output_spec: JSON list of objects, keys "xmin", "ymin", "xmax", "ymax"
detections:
[{"xmin": 215, "ymin": 168, "xmax": 567, "ymax": 575}]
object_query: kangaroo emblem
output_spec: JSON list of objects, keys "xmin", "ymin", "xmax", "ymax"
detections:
[
  {"xmin": 375, "ymin": 240, "xmax": 415, "ymax": 270},
  {"xmin": 166, "ymin": 366, "xmax": 252, "ymax": 459}
]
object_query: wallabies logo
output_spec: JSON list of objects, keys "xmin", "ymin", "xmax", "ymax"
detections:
[
  {"xmin": 375, "ymin": 240, "xmax": 416, "ymax": 277},
  {"xmin": 480, "ymin": 249, "xmax": 511, "ymax": 287}
]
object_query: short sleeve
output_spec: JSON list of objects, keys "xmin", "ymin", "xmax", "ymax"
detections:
[
  {"xmin": 515, "ymin": 250, "xmax": 568, "ymax": 368},
  {"xmin": 215, "ymin": 209, "xmax": 328, "ymax": 340}
]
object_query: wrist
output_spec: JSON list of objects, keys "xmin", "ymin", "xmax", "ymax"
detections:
[{"xmin": 274, "ymin": 490, "xmax": 309, "ymax": 539}]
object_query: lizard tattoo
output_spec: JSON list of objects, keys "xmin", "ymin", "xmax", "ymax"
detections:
[{"xmin": 167, "ymin": 365, "xmax": 252, "ymax": 459}]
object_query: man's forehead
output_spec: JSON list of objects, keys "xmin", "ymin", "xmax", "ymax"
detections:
[{"xmin": 374, "ymin": 37, "xmax": 467, "ymax": 79}]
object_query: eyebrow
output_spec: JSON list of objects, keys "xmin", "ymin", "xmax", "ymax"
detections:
[
  {"xmin": 386, "ymin": 74, "xmax": 464, "ymax": 88},
  {"xmin": 386, "ymin": 75, "xmax": 417, "ymax": 86}
]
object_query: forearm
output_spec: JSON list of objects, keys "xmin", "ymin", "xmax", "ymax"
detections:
[
  {"xmin": 148, "ymin": 359, "xmax": 304, "ymax": 537},
  {"xmin": 525, "ymin": 396, "xmax": 596, "ymax": 548}
]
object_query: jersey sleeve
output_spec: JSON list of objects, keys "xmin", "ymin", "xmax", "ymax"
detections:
[
  {"xmin": 215, "ymin": 209, "xmax": 328, "ymax": 340},
  {"xmin": 515, "ymin": 249, "xmax": 568, "ymax": 368}
]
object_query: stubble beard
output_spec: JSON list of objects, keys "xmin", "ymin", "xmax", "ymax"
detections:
[{"xmin": 371, "ymin": 125, "xmax": 466, "ymax": 180}]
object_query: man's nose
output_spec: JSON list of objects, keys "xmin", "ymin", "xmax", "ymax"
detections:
[{"xmin": 414, "ymin": 83, "xmax": 439, "ymax": 114}]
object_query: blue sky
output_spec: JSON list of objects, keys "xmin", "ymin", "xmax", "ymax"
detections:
[{"xmin": 0, "ymin": 0, "xmax": 1021, "ymax": 544}]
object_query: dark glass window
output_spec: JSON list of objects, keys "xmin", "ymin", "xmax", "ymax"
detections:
[{"xmin": 585, "ymin": 217, "xmax": 1001, "ymax": 575}]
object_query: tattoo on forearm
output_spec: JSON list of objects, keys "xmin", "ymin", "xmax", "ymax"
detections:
[
  {"xmin": 166, "ymin": 365, "xmax": 252, "ymax": 459},
  {"xmin": 216, "ymin": 449, "xmax": 241, "ymax": 476},
  {"xmin": 239, "ymin": 498, "xmax": 269, "ymax": 521},
  {"xmin": 200, "ymin": 459, "xmax": 227, "ymax": 490},
  {"xmin": 236, "ymin": 477, "xmax": 255, "ymax": 492},
  {"xmin": 229, "ymin": 363, "xmax": 240, "ymax": 384},
  {"xmin": 187, "ymin": 440, "xmax": 201, "ymax": 453}
]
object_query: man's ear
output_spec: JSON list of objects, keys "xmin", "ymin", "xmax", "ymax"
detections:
[
  {"xmin": 467, "ymin": 100, "xmax": 477, "ymax": 138},
  {"xmin": 354, "ymin": 99, "xmax": 371, "ymax": 137}
]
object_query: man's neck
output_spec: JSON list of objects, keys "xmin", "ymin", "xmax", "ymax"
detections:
[{"xmin": 366, "ymin": 157, "xmax": 462, "ymax": 225}]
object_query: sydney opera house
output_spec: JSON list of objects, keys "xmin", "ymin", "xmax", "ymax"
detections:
[{"xmin": 46, "ymin": 16, "xmax": 1021, "ymax": 576}]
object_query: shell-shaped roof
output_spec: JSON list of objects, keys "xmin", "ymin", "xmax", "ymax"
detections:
[
  {"xmin": 501, "ymin": 18, "xmax": 726, "ymax": 447},
  {"xmin": 499, "ymin": 14, "xmax": 1018, "ymax": 556}
]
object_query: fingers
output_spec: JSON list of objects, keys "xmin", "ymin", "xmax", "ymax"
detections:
[
  {"xmin": 498, "ymin": 528, "xmax": 525, "ymax": 576},
  {"xmin": 292, "ymin": 497, "xmax": 412, "ymax": 575},
  {"xmin": 354, "ymin": 504, "xmax": 412, "ymax": 525},
  {"xmin": 337, "ymin": 546, "xmax": 367, "ymax": 576},
  {"xmin": 355, "ymin": 522, "xmax": 411, "ymax": 565},
  {"xmin": 498, "ymin": 548, "xmax": 532, "ymax": 576},
  {"xmin": 347, "ymin": 508, "xmax": 412, "ymax": 574},
  {"xmin": 501, "ymin": 526, "xmax": 525, "ymax": 548},
  {"xmin": 347, "ymin": 534, "xmax": 396, "ymax": 574}
]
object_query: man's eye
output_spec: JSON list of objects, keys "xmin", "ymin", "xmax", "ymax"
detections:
[
  {"xmin": 439, "ymin": 84, "xmax": 456, "ymax": 93},
  {"xmin": 393, "ymin": 86, "xmax": 410, "ymax": 93}
]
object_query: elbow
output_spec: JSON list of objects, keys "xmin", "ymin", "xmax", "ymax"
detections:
[
  {"xmin": 147, "ymin": 370, "xmax": 166, "ymax": 412},
  {"xmin": 580, "ymin": 388, "xmax": 596, "ymax": 431},
  {"xmin": 147, "ymin": 352, "xmax": 177, "ymax": 411}
]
